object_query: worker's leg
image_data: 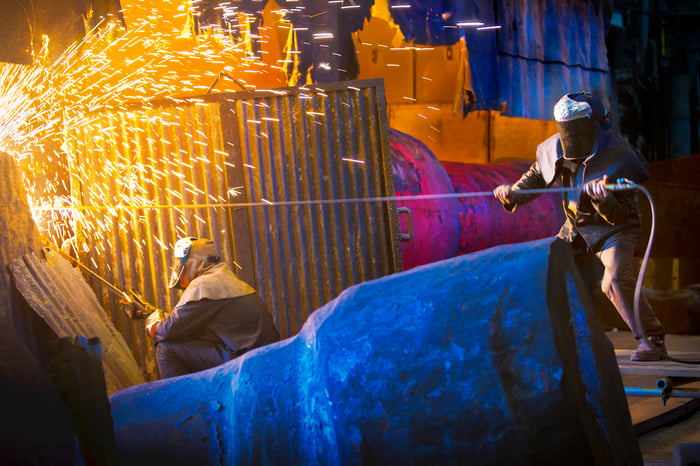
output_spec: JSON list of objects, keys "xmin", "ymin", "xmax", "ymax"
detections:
[
  {"xmin": 596, "ymin": 234, "xmax": 666, "ymax": 360},
  {"xmin": 156, "ymin": 340, "xmax": 233, "ymax": 379}
]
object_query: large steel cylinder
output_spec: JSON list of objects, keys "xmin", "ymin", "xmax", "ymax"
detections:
[
  {"xmin": 442, "ymin": 159, "xmax": 565, "ymax": 255},
  {"xmin": 110, "ymin": 237, "xmax": 641, "ymax": 465},
  {"xmin": 389, "ymin": 129, "xmax": 460, "ymax": 270},
  {"xmin": 389, "ymin": 129, "xmax": 564, "ymax": 268}
]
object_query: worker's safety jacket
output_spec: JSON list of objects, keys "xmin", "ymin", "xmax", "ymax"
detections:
[
  {"xmin": 502, "ymin": 129, "xmax": 649, "ymax": 251},
  {"xmin": 153, "ymin": 263, "xmax": 280, "ymax": 357}
]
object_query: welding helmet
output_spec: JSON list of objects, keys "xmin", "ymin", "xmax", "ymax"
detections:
[
  {"xmin": 169, "ymin": 237, "xmax": 196, "ymax": 289},
  {"xmin": 554, "ymin": 92, "xmax": 607, "ymax": 160},
  {"xmin": 168, "ymin": 237, "xmax": 221, "ymax": 289}
]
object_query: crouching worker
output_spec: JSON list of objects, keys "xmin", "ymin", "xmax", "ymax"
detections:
[{"xmin": 145, "ymin": 237, "xmax": 280, "ymax": 379}]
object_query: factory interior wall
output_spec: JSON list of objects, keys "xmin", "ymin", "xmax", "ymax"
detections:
[{"xmin": 102, "ymin": 0, "xmax": 289, "ymax": 97}]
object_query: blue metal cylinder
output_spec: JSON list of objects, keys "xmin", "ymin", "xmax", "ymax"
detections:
[{"xmin": 110, "ymin": 238, "xmax": 641, "ymax": 465}]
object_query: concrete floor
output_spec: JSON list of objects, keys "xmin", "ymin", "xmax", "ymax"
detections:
[{"xmin": 607, "ymin": 331, "xmax": 700, "ymax": 465}]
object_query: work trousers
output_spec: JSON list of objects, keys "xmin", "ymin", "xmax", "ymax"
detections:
[
  {"xmin": 573, "ymin": 233, "xmax": 665, "ymax": 341},
  {"xmin": 155, "ymin": 339, "xmax": 234, "ymax": 379}
]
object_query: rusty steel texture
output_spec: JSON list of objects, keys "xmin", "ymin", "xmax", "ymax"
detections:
[
  {"xmin": 9, "ymin": 250, "xmax": 145, "ymax": 395},
  {"xmin": 63, "ymin": 79, "xmax": 401, "ymax": 378}
]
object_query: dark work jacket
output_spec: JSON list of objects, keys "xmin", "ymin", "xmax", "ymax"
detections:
[
  {"xmin": 154, "ymin": 293, "xmax": 280, "ymax": 359},
  {"xmin": 503, "ymin": 129, "xmax": 649, "ymax": 251}
]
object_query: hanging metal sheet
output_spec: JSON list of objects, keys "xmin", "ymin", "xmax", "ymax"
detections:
[
  {"xmin": 64, "ymin": 79, "xmax": 401, "ymax": 379},
  {"xmin": 460, "ymin": 0, "xmax": 612, "ymax": 119}
]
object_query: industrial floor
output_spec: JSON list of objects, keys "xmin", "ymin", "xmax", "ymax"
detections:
[{"xmin": 607, "ymin": 331, "xmax": 700, "ymax": 465}]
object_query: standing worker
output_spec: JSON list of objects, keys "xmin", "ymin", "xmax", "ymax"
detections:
[
  {"xmin": 493, "ymin": 91, "xmax": 667, "ymax": 361},
  {"xmin": 143, "ymin": 237, "xmax": 280, "ymax": 378}
]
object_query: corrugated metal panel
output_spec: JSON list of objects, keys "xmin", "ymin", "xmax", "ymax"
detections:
[
  {"xmin": 64, "ymin": 79, "xmax": 401, "ymax": 379},
  {"xmin": 9, "ymin": 250, "xmax": 145, "ymax": 395},
  {"xmin": 221, "ymin": 80, "xmax": 401, "ymax": 336},
  {"xmin": 66, "ymin": 100, "xmax": 236, "ymax": 377}
]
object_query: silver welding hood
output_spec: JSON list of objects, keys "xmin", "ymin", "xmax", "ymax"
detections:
[
  {"xmin": 168, "ymin": 237, "xmax": 221, "ymax": 289},
  {"xmin": 554, "ymin": 93, "xmax": 598, "ymax": 161}
]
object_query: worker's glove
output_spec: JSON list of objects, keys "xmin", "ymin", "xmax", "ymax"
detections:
[
  {"xmin": 145, "ymin": 311, "xmax": 162, "ymax": 340},
  {"xmin": 122, "ymin": 290, "xmax": 158, "ymax": 320},
  {"xmin": 493, "ymin": 184, "xmax": 515, "ymax": 205},
  {"xmin": 583, "ymin": 175, "xmax": 609, "ymax": 202}
]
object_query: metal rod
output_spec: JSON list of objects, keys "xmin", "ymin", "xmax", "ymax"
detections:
[
  {"xmin": 625, "ymin": 387, "xmax": 700, "ymax": 398},
  {"xmin": 51, "ymin": 246, "xmax": 131, "ymax": 301},
  {"xmin": 33, "ymin": 186, "xmax": 583, "ymax": 212}
]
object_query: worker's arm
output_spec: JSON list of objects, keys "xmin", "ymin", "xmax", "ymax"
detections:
[
  {"xmin": 584, "ymin": 175, "xmax": 640, "ymax": 225},
  {"xmin": 493, "ymin": 161, "xmax": 547, "ymax": 212},
  {"xmin": 146, "ymin": 299, "xmax": 221, "ymax": 343}
]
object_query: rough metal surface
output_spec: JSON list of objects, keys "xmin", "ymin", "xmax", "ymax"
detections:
[
  {"xmin": 0, "ymin": 326, "xmax": 78, "ymax": 464},
  {"xmin": 9, "ymin": 250, "xmax": 145, "ymax": 395},
  {"xmin": 463, "ymin": 0, "xmax": 611, "ymax": 119},
  {"xmin": 49, "ymin": 336, "xmax": 116, "ymax": 465},
  {"xmin": 110, "ymin": 237, "xmax": 641, "ymax": 465},
  {"xmin": 0, "ymin": 152, "xmax": 79, "ymax": 463},
  {"xmin": 0, "ymin": 152, "xmax": 43, "ymax": 326}
]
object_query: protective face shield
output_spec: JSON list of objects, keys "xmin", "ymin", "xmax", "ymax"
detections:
[
  {"xmin": 168, "ymin": 237, "xmax": 197, "ymax": 289},
  {"xmin": 554, "ymin": 93, "xmax": 598, "ymax": 161},
  {"xmin": 168, "ymin": 237, "xmax": 222, "ymax": 289}
]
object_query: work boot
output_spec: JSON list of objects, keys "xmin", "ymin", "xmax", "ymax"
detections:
[{"xmin": 631, "ymin": 336, "xmax": 668, "ymax": 362}]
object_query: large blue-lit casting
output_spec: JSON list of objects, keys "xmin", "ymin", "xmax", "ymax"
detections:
[{"xmin": 110, "ymin": 237, "xmax": 641, "ymax": 465}]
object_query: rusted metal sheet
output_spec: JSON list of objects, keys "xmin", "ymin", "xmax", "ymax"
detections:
[
  {"xmin": 9, "ymin": 249, "xmax": 145, "ymax": 395},
  {"xmin": 63, "ymin": 79, "xmax": 401, "ymax": 378}
]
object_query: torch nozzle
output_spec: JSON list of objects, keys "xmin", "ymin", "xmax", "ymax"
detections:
[{"xmin": 603, "ymin": 178, "xmax": 636, "ymax": 191}]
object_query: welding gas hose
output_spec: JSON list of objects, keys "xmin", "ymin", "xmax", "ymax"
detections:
[
  {"xmin": 605, "ymin": 181, "xmax": 700, "ymax": 364},
  {"xmin": 602, "ymin": 179, "xmax": 655, "ymax": 347}
]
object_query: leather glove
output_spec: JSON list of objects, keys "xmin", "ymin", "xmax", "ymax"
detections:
[{"xmin": 145, "ymin": 311, "xmax": 162, "ymax": 340}]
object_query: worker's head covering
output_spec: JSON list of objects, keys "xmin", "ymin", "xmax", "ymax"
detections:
[
  {"xmin": 168, "ymin": 237, "xmax": 221, "ymax": 289},
  {"xmin": 554, "ymin": 92, "xmax": 608, "ymax": 160}
]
